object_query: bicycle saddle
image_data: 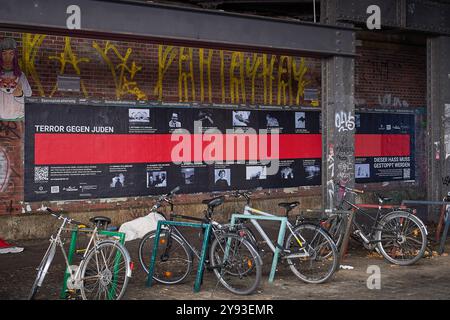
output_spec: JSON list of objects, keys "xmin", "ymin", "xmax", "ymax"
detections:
[
  {"xmin": 202, "ymin": 196, "xmax": 225, "ymax": 209},
  {"xmin": 376, "ymin": 193, "xmax": 392, "ymax": 204},
  {"xmin": 89, "ymin": 216, "xmax": 112, "ymax": 227},
  {"xmin": 278, "ymin": 201, "xmax": 300, "ymax": 213}
]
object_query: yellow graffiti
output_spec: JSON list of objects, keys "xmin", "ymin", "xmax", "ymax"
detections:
[
  {"xmin": 246, "ymin": 53, "xmax": 262, "ymax": 104},
  {"xmin": 277, "ymin": 56, "xmax": 293, "ymax": 106},
  {"xmin": 230, "ymin": 52, "xmax": 246, "ymax": 104},
  {"xmin": 20, "ymin": 34, "xmax": 46, "ymax": 97},
  {"xmin": 292, "ymin": 57, "xmax": 310, "ymax": 105},
  {"xmin": 220, "ymin": 50, "xmax": 226, "ymax": 103},
  {"xmin": 154, "ymin": 45, "xmax": 177, "ymax": 101},
  {"xmin": 261, "ymin": 54, "xmax": 276, "ymax": 105},
  {"xmin": 93, "ymin": 41, "xmax": 147, "ymax": 100},
  {"xmin": 178, "ymin": 47, "xmax": 195, "ymax": 102},
  {"xmin": 199, "ymin": 48, "xmax": 213, "ymax": 103},
  {"xmin": 49, "ymin": 37, "xmax": 90, "ymax": 97}
]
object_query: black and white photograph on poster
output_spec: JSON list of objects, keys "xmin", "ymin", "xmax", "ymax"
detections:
[
  {"xmin": 195, "ymin": 109, "xmax": 214, "ymax": 126},
  {"xmin": 304, "ymin": 164, "xmax": 320, "ymax": 180},
  {"xmin": 280, "ymin": 166, "xmax": 294, "ymax": 179},
  {"xmin": 129, "ymin": 108, "xmax": 150, "ymax": 123},
  {"xmin": 147, "ymin": 171, "xmax": 167, "ymax": 187},
  {"xmin": 265, "ymin": 113, "xmax": 280, "ymax": 127},
  {"xmin": 295, "ymin": 112, "xmax": 306, "ymax": 129},
  {"xmin": 181, "ymin": 168, "xmax": 195, "ymax": 185},
  {"xmin": 110, "ymin": 173, "xmax": 125, "ymax": 188},
  {"xmin": 246, "ymin": 166, "xmax": 267, "ymax": 180},
  {"xmin": 355, "ymin": 164, "xmax": 370, "ymax": 178},
  {"xmin": 168, "ymin": 112, "xmax": 182, "ymax": 128},
  {"xmin": 214, "ymin": 168, "xmax": 231, "ymax": 188},
  {"xmin": 232, "ymin": 110, "xmax": 251, "ymax": 127}
]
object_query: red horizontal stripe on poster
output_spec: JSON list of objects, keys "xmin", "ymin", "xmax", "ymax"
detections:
[
  {"xmin": 354, "ymin": 134, "xmax": 410, "ymax": 157},
  {"xmin": 34, "ymin": 133, "xmax": 410, "ymax": 165},
  {"xmin": 34, "ymin": 133, "xmax": 323, "ymax": 165}
]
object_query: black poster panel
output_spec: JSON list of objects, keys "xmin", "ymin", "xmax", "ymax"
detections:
[
  {"xmin": 25, "ymin": 102, "xmax": 322, "ymax": 201},
  {"xmin": 354, "ymin": 112, "xmax": 415, "ymax": 183}
]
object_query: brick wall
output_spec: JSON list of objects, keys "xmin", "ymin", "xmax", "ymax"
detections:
[
  {"xmin": 0, "ymin": 31, "xmax": 428, "ymax": 221},
  {"xmin": 354, "ymin": 38, "xmax": 428, "ymax": 208},
  {"xmin": 0, "ymin": 31, "xmax": 322, "ymax": 216},
  {"xmin": 355, "ymin": 40, "xmax": 426, "ymax": 108}
]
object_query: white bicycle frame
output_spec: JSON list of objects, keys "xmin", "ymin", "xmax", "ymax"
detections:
[
  {"xmin": 242, "ymin": 205, "xmax": 310, "ymax": 259},
  {"xmin": 36, "ymin": 215, "xmax": 130, "ymax": 290}
]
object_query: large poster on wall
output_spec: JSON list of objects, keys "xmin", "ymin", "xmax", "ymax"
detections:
[
  {"xmin": 354, "ymin": 111, "xmax": 415, "ymax": 183},
  {"xmin": 24, "ymin": 100, "xmax": 322, "ymax": 201}
]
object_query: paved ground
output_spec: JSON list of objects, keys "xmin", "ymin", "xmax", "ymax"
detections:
[{"xmin": 1, "ymin": 229, "xmax": 450, "ymax": 300}]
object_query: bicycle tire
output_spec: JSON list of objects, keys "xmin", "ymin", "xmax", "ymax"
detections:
[
  {"xmin": 209, "ymin": 233, "xmax": 262, "ymax": 295},
  {"xmin": 28, "ymin": 241, "xmax": 57, "ymax": 300},
  {"xmin": 138, "ymin": 229, "xmax": 193, "ymax": 284},
  {"xmin": 376, "ymin": 211, "xmax": 428, "ymax": 266},
  {"xmin": 79, "ymin": 240, "xmax": 132, "ymax": 300},
  {"xmin": 285, "ymin": 223, "xmax": 339, "ymax": 284}
]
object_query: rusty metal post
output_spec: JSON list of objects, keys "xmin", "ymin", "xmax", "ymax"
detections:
[{"xmin": 338, "ymin": 210, "xmax": 355, "ymax": 264}]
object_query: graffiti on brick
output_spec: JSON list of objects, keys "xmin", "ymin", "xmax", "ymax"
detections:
[
  {"xmin": 93, "ymin": 41, "xmax": 147, "ymax": 100},
  {"xmin": 0, "ymin": 147, "xmax": 11, "ymax": 193},
  {"xmin": 443, "ymin": 176, "xmax": 450, "ymax": 186},
  {"xmin": 49, "ymin": 37, "xmax": 90, "ymax": 98},
  {"xmin": 327, "ymin": 144, "xmax": 335, "ymax": 210},
  {"xmin": 0, "ymin": 121, "xmax": 21, "ymax": 140},
  {"xmin": 378, "ymin": 93, "xmax": 409, "ymax": 108}
]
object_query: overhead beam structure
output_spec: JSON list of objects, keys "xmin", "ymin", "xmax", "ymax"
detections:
[{"xmin": 0, "ymin": 0, "xmax": 355, "ymax": 57}]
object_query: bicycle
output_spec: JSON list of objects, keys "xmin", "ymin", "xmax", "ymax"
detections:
[
  {"xmin": 324, "ymin": 183, "xmax": 428, "ymax": 266},
  {"xmin": 138, "ymin": 187, "xmax": 262, "ymax": 295},
  {"xmin": 231, "ymin": 190, "xmax": 339, "ymax": 284},
  {"xmin": 29, "ymin": 208, "xmax": 132, "ymax": 300}
]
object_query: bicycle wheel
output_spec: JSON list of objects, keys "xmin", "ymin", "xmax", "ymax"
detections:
[
  {"xmin": 138, "ymin": 230, "xmax": 192, "ymax": 284},
  {"xmin": 285, "ymin": 223, "xmax": 339, "ymax": 284},
  {"xmin": 79, "ymin": 240, "xmax": 131, "ymax": 300},
  {"xmin": 209, "ymin": 233, "xmax": 262, "ymax": 295},
  {"xmin": 376, "ymin": 211, "xmax": 428, "ymax": 266},
  {"xmin": 28, "ymin": 241, "xmax": 57, "ymax": 300}
]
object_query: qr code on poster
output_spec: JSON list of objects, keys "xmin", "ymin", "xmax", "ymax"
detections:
[
  {"xmin": 403, "ymin": 168, "xmax": 410, "ymax": 179},
  {"xmin": 35, "ymin": 166, "xmax": 49, "ymax": 182}
]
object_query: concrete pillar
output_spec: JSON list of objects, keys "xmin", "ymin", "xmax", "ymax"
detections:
[
  {"xmin": 427, "ymin": 36, "xmax": 450, "ymax": 221},
  {"xmin": 321, "ymin": 0, "xmax": 356, "ymax": 210}
]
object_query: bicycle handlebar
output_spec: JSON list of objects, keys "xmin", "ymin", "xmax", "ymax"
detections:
[
  {"xmin": 152, "ymin": 186, "xmax": 181, "ymax": 210},
  {"xmin": 46, "ymin": 208, "xmax": 86, "ymax": 227},
  {"xmin": 336, "ymin": 183, "xmax": 364, "ymax": 194}
]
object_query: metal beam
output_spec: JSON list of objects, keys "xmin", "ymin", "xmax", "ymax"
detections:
[
  {"xmin": 0, "ymin": 0, "xmax": 355, "ymax": 57},
  {"xmin": 335, "ymin": 0, "xmax": 450, "ymax": 36}
]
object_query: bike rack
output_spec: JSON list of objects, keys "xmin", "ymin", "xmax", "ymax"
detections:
[
  {"xmin": 146, "ymin": 220, "xmax": 211, "ymax": 293},
  {"xmin": 229, "ymin": 214, "xmax": 287, "ymax": 283},
  {"xmin": 59, "ymin": 228, "xmax": 126, "ymax": 300}
]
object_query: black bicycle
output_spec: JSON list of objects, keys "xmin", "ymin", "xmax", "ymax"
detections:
[
  {"xmin": 138, "ymin": 187, "xmax": 262, "ymax": 295},
  {"xmin": 324, "ymin": 183, "xmax": 428, "ymax": 266}
]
